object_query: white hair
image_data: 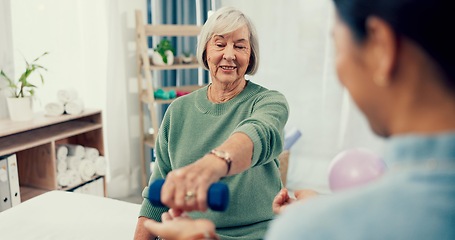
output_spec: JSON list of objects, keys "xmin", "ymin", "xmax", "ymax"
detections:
[{"xmin": 196, "ymin": 6, "xmax": 260, "ymax": 75}]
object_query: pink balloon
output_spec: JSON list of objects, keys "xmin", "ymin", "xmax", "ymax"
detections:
[{"xmin": 328, "ymin": 148, "xmax": 387, "ymax": 192}]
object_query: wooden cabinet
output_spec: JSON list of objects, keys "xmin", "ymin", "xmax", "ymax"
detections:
[
  {"xmin": 135, "ymin": 10, "xmax": 206, "ymax": 188},
  {"xmin": 0, "ymin": 109, "xmax": 106, "ymax": 201}
]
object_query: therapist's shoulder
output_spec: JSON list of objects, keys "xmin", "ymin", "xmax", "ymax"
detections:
[
  {"xmin": 266, "ymin": 174, "xmax": 451, "ymax": 240},
  {"xmin": 266, "ymin": 188, "xmax": 377, "ymax": 240}
]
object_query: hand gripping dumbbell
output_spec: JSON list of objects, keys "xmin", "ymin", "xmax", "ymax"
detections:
[{"xmin": 148, "ymin": 179, "xmax": 229, "ymax": 211}]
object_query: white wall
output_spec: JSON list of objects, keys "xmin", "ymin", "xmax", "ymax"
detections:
[
  {"xmin": 104, "ymin": 0, "xmax": 148, "ymax": 198},
  {"xmin": 221, "ymin": 0, "xmax": 385, "ymax": 192},
  {"xmin": 10, "ymin": 0, "xmax": 108, "ymax": 112},
  {"xmin": 8, "ymin": 0, "xmax": 146, "ymax": 198},
  {"xmin": 0, "ymin": 0, "xmax": 14, "ymax": 119}
]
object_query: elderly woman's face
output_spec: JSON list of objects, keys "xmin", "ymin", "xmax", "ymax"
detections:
[
  {"xmin": 206, "ymin": 25, "xmax": 251, "ymax": 84},
  {"xmin": 332, "ymin": 15, "xmax": 389, "ymax": 136}
]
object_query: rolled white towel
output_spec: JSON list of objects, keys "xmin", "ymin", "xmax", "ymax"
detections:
[
  {"xmin": 58, "ymin": 88, "xmax": 78, "ymax": 104},
  {"xmin": 64, "ymin": 98, "xmax": 84, "ymax": 115},
  {"xmin": 45, "ymin": 102, "xmax": 65, "ymax": 117},
  {"xmin": 79, "ymin": 159, "xmax": 96, "ymax": 181},
  {"xmin": 67, "ymin": 169, "xmax": 82, "ymax": 186},
  {"xmin": 65, "ymin": 144, "xmax": 85, "ymax": 158},
  {"xmin": 57, "ymin": 171, "xmax": 72, "ymax": 187},
  {"xmin": 94, "ymin": 156, "xmax": 107, "ymax": 176},
  {"xmin": 84, "ymin": 147, "xmax": 99, "ymax": 161},
  {"xmin": 56, "ymin": 159, "xmax": 68, "ymax": 173},
  {"xmin": 67, "ymin": 155, "xmax": 82, "ymax": 170},
  {"xmin": 55, "ymin": 145, "xmax": 68, "ymax": 161}
]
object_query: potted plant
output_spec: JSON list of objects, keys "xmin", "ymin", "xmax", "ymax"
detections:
[
  {"xmin": 181, "ymin": 51, "xmax": 193, "ymax": 64},
  {"xmin": 0, "ymin": 52, "xmax": 49, "ymax": 121},
  {"xmin": 151, "ymin": 38, "xmax": 175, "ymax": 66}
]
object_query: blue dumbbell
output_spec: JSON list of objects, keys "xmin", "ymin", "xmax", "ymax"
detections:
[{"xmin": 148, "ymin": 179, "xmax": 229, "ymax": 211}]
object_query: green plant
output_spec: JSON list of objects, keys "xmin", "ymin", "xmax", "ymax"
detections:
[
  {"xmin": 0, "ymin": 52, "xmax": 49, "ymax": 98},
  {"xmin": 183, "ymin": 51, "xmax": 191, "ymax": 57},
  {"xmin": 154, "ymin": 39, "xmax": 175, "ymax": 64}
]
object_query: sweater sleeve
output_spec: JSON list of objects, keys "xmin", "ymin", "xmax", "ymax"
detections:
[
  {"xmin": 139, "ymin": 112, "xmax": 173, "ymax": 221},
  {"xmin": 234, "ymin": 90, "xmax": 289, "ymax": 166}
]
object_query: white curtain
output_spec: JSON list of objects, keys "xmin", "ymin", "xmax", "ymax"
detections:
[
  {"xmin": 220, "ymin": 0, "xmax": 385, "ymax": 192},
  {"xmin": 105, "ymin": 0, "xmax": 148, "ymax": 198},
  {"xmin": 0, "ymin": 0, "xmax": 14, "ymax": 119}
]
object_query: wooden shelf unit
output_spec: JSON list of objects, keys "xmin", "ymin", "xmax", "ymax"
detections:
[
  {"xmin": 135, "ymin": 10, "xmax": 206, "ymax": 188},
  {"xmin": 140, "ymin": 85, "xmax": 205, "ymax": 104},
  {"xmin": 146, "ymin": 60, "xmax": 200, "ymax": 70},
  {"xmin": 0, "ymin": 109, "xmax": 106, "ymax": 201}
]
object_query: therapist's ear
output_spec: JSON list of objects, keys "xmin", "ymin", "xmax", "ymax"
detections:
[{"xmin": 365, "ymin": 16, "xmax": 398, "ymax": 87}]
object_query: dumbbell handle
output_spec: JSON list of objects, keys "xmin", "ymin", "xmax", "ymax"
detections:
[{"xmin": 148, "ymin": 179, "xmax": 229, "ymax": 212}]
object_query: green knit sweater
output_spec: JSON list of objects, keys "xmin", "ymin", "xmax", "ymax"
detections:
[{"xmin": 140, "ymin": 81, "xmax": 289, "ymax": 240}]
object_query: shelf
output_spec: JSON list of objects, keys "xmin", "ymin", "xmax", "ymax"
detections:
[
  {"xmin": 149, "ymin": 62, "xmax": 200, "ymax": 70},
  {"xmin": 0, "ymin": 121, "xmax": 102, "ymax": 156},
  {"xmin": 143, "ymin": 24, "xmax": 202, "ymax": 36},
  {"xmin": 19, "ymin": 175, "xmax": 105, "ymax": 202},
  {"xmin": 0, "ymin": 109, "xmax": 101, "ymax": 138},
  {"xmin": 144, "ymin": 134, "xmax": 156, "ymax": 148},
  {"xmin": 140, "ymin": 84, "xmax": 206, "ymax": 104},
  {"xmin": 0, "ymin": 110, "xmax": 106, "ymax": 204},
  {"xmin": 135, "ymin": 10, "xmax": 204, "ymax": 188},
  {"xmin": 20, "ymin": 186, "xmax": 49, "ymax": 202},
  {"xmin": 145, "ymin": 56, "xmax": 200, "ymax": 70},
  {"xmin": 60, "ymin": 175, "xmax": 104, "ymax": 191}
]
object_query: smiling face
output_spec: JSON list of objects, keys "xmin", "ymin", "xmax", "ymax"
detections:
[{"xmin": 205, "ymin": 25, "xmax": 251, "ymax": 85}]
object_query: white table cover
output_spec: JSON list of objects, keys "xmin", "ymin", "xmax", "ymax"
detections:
[{"xmin": 0, "ymin": 191, "xmax": 141, "ymax": 240}]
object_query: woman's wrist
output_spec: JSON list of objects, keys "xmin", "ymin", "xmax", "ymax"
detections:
[{"xmin": 207, "ymin": 149, "xmax": 232, "ymax": 176}]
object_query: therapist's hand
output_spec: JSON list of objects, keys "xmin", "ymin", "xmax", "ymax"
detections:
[
  {"xmin": 273, "ymin": 188, "xmax": 294, "ymax": 214},
  {"xmin": 143, "ymin": 210, "xmax": 218, "ymax": 240},
  {"xmin": 161, "ymin": 155, "xmax": 227, "ymax": 212},
  {"xmin": 294, "ymin": 189, "xmax": 319, "ymax": 201},
  {"xmin": 273, "ymin": 188, "xmax": 320, "ymax": 214},
  {"xmin": 161, "ymin": 208, "xmax": 188, "ymax": 221}
]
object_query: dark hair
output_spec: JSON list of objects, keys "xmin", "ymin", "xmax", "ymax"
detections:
[{"xmin": 333, "ymin": 0, "xmax": 455, "ymax": 91}]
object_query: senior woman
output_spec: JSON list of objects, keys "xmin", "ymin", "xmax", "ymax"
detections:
[
  {"xmin": 134, "ymin": 6, "xmax": 289, "ymax": 240},
  {"xmin": 140, "ymin": 0, "xmax": 455, "ymax": 239}
]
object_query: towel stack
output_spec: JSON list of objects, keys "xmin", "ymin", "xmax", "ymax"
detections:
[
  {"xmin": 56, "ymin": 144, "xmax": 107, "ymax": 188},
  {"xmin": 45, "ymin": 89, "xmax": 85, "ymax": 116}
]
